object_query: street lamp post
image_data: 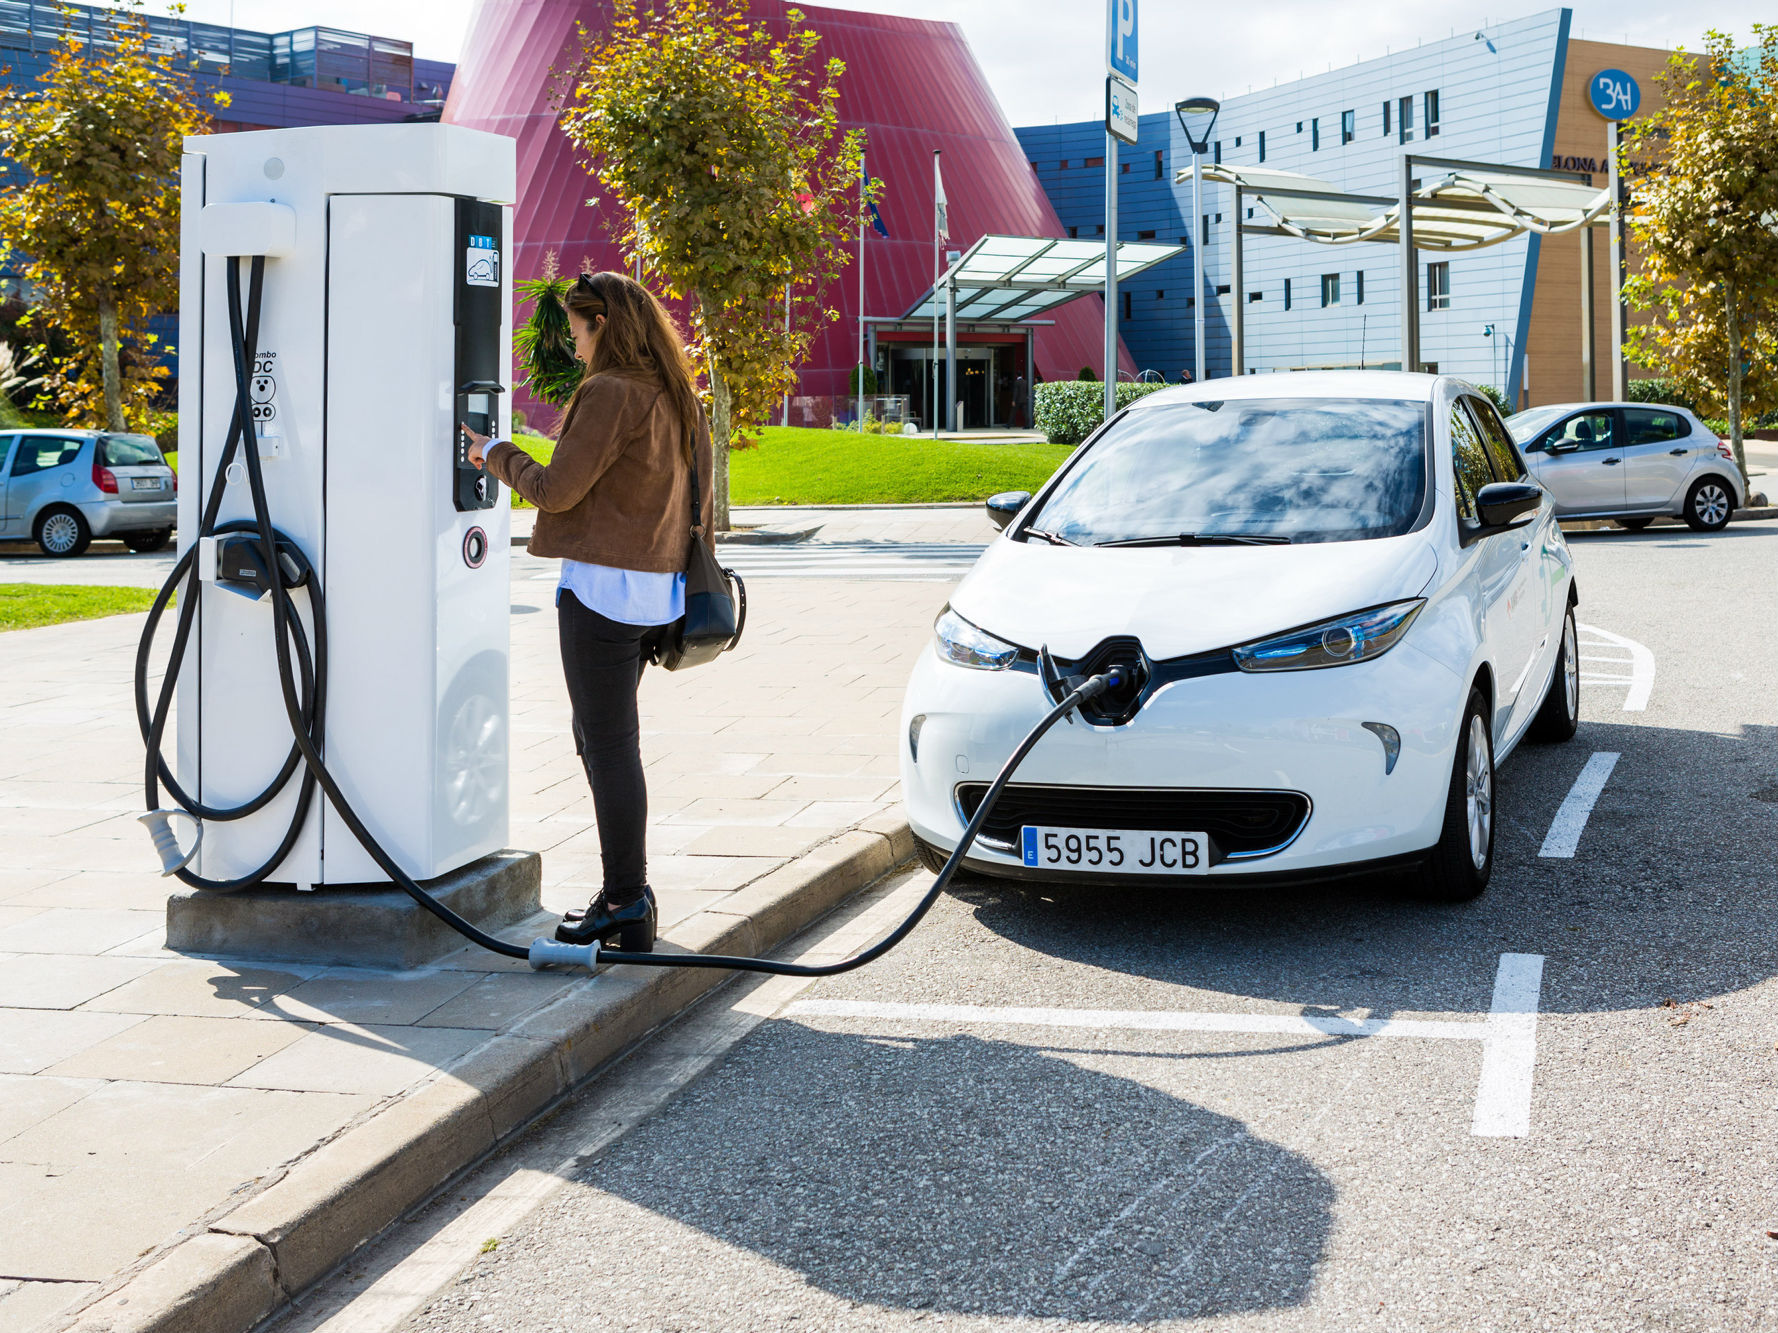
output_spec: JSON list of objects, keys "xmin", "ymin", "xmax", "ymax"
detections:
[{"xmin": 1175, "ymin": 97, "xmax": 1219, "ymax": 383}]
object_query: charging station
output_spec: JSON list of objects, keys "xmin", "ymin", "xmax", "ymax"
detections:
[{"xmin": 155, "ymin": 123, "xmax": 540, "ymax": 967}]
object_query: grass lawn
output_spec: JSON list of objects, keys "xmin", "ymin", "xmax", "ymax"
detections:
[
  {"xmin": 509, "ymin": 426, "xmax": 1073, "ymax": 506},
  {"xmin": 0, "ymin": 583, "xmax": 158, "ymax": 632}
]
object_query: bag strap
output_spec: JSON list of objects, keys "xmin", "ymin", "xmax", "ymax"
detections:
[{"xmin": 689, "ymin": 453, "xmax": 703, "ymax": 543}]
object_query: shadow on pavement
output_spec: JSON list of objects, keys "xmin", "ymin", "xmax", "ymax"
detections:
[
  {"xmin": 958, "ymin": 719, "xmax": 1777, "ymax": 1018},
  {"xmin": 579, "ymin": 1027, "xmax": 1332, "ymax": 1323}
]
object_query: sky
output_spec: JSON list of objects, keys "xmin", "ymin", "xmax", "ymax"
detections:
[{"xmin": 141, "ymin": 0, "xmax": 1769, "ymax": 127}]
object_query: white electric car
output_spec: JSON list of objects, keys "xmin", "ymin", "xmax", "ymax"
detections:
[{"xmin": 900, "ymin": 371, "xmax": 1579, "ymax": 901}]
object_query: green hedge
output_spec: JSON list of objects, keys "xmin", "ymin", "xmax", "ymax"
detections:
[{"xmin": 1034, "ymin": 380, "xmax": 1170, "ymax": 445}]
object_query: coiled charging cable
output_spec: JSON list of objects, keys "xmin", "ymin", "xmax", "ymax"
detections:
[{"xmin": 137, "ymin": 254, "xmax": 1124, "ymax": 975}]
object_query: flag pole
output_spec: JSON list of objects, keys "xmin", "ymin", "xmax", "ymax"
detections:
[
  {"xmin": 857, "ymin": 154, "xmax": 866, "ymax": 432},
  {"xmin": 931, "ymin": 149, "xmax": 941, "ymax": 439}
]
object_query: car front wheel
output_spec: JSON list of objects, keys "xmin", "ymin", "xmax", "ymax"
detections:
[
  {"xmin": 1683, "ymin": 477, "xmax": 1733, "ymax": 532},
  {"xmin": 1407, "ymin": 688, "xmax": 1494, "ymax": 902},
  {"xmin": 34, "ymin": 506, "xmax": 90, "ymax": 557},
  {"xmin": 122, "ymin": 528, "xmax": 173, "ymax": 553}
]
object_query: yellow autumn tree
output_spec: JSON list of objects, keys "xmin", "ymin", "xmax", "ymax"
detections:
[{"xmin": 0, "ymin": 1, "xmax": 223, "ymax": 430}]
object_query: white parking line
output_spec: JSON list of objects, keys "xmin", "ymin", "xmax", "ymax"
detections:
[
  {"xmin": 1472, "ymin": 953, "xmax": 1545, "ymax": 1137},
  {"xmin": 1538, "ymin": 751, "xmax": 1620, "ymax": 858},
  {"xmin": 788, "ymin": 950, "xmax": 1548, "ymax": 1139},
  {"xmin": 1577, "ymin": 623, "xmax": 1655, "ymax": 710}
]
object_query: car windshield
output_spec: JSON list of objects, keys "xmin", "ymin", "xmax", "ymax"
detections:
[
  {"xmin": 1026, "ymin": 397, "xmax": 1428, "ymax": 545},
  {"xmin": 1506, "ymin": 407, "xmax": 1566, "ymax": 442},
  {"xmin": 99, "ymin": 434, "xmax": 164, "ymax": 467}
]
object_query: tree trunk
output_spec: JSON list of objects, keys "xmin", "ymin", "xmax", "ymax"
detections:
[
  {"xmin": 96, "ymin": 291, "xmax": 124, "ymax": 432},
  {"xmin": 706, "ymin": 351, "xmax": 732, "ymax": 533},
  {"xmin": 1723, "ymin": 277, "xmax": 1748, "ymax": 489}
]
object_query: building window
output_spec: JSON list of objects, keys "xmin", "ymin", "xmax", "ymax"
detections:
[
  {"xmin": 1124, "ymin": 291, "xmax": 1133, "ymax": 320},
  {"xmin": 1067, "ymin": 226, "xmax": 1078, "ymax": 239},
  {"xmin": 1083, "ymin": 155, "xmax": 1104, "ymax": 168},
  {"xmin": 1427, "ymin": 261, "xmax": 1450, "ymax": 310},
  {"xmin": 1177, "ymin": 236, "xmax": 1191, "ymax": 247},
  {"xmin": 1156, "ymin": 290, "xmax": 1165, "ymax": 299},
  {"xmin": 1029, "ymin": 161, "xmax": 1039, "ymax": 173},
  {"xmin": 1213, "ymin": 140, "xmax": 1222, "ymax": 164},
  {"xmin": 1215, "ymin": 284, "xmax": 1230, "ymax": 295},
  {"xmin": 1382, "ymin": 101, "xmax": 1391, "ymax": 137},
  {"xmin": 1398, "ymin": 95, "xmax": 1415, "ymax": 144},
  {"xmin": 1311, "ymin": 118, "xmax": 1320, "ymax": 151},
  {"xmin": 1214, "ymin": 212, "xmax": 1222, "ymax": 223},
  {"xmin": 1095, "ymin": 223, "xmax": 1105, "ymax": 235},
  {"xmin": 1284, "ymin": 278, "xmax": 1292, "ymax": 311},
  {"xmin": 1356, "ymin": 270, "xmax": 1365, "ymax": 304},
  {"xmin": 1341, "ymin": 109, "xmax": 1355, "ymax": 144},
  {"xmin": 1201, "ymin": 214, "xmax": 1210, "ymax": 245},
  {"xmin": 1258, "ymin": 130, "xmax": 1266, "ymax": 162},
  {"xmin": 1320, "ymin": 273, "xmax": 1340, "ymax": 307},
  {"xmin": 1060, "ymin": 160, "xmax": 1070, "ymax": 170},
  {"xmin": 1121, "ymin": 161, "xmax": 1130, "ymax": 174},
  {"xmin": 1248, "ymin": 290, "xmax": 1263, "ymax": 303},
  {"xmin": 1137, "ymin": 229, "xmax": 1156, "ymax": 240},
  {"xmin": 1154, "ymin": 149, "xmax": 1163, "ymax": 179},
  {"xmin": 1425, "ymin": 90, "xmax": 1441, "ymax": 137},
  {"xmin": 1233, "ymin": 135, "xmax": 1242, "ymax": 147},
  {"xmin": 1295, "ymin": 120, "xmax": 1303, "ymax": 133}
]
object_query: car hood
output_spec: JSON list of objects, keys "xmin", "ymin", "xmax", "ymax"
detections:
[{"xmin": 949, "ymin": 533, "xmax": 1440, "ymax": 661}]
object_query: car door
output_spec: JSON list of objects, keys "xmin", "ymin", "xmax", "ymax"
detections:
[
  {"xmin": 1620, "ymin": 406, "xmax": 1696, "ymax": 511},
  {"xmin": 1458, "ymin": 396, "xmax": 1546, "ymax": 729},
  {"xmin": 8, "ymin": 434, "xmax": 87, "ymax": 532},
  {"xmin": 1527, "ymin": 410, "xmax": 1624, "ymax": 516}
]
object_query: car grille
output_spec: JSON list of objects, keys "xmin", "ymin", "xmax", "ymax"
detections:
[{"xmin": 954, "ymin": 784, "xmax": 1311, "ymax": 861}]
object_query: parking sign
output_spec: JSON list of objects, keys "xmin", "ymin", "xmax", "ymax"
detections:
[{"xmin": 1106, "ymin": 0, "xmax": 1137, "ymax": 84}]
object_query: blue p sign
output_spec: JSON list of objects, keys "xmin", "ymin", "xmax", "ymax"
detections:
[
  {"xmin": 1107, "ymin": 0, "xmax": 1138, "ymax": 84},
  {"xmin": 1589, "ymin": 69, "xmax": 1640, "ymax": 121}
]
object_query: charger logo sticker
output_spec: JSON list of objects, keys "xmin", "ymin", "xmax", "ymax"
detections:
[{"xmin": 466, "ymin": 234, "xmax": 500, "ymax": 288}]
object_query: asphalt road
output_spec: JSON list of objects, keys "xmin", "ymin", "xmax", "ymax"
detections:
[{"xmin": 214, "ymin": 525, "xmax": 1778, "ymax": 1332}]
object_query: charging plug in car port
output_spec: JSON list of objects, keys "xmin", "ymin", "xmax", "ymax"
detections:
[{"xmin": 1041, "ymin": 639, "xmax": 1151, "ymax": 726}]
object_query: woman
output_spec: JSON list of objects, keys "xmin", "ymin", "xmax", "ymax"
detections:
[{"xmin": 461, "ymin": 272, "xmax": 713, "ymax": 952}]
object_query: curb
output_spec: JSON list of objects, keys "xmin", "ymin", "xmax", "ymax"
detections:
[
  {"xmin": 57, "ymin": 814, "xmax": 915, "ymax": 1333},
  {"xmin": 1560, "ymin": 505, "xmax": 1776, "ymax": 532}
]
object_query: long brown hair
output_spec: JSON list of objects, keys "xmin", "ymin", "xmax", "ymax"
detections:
[{"xmin": 563, "ymin": 271, "xmax": 702, "ymax": 461}]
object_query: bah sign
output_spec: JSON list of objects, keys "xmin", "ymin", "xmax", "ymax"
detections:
[{"xmin": 1589, "ymin": 69, "xmax": 1639, "ymax": 121}]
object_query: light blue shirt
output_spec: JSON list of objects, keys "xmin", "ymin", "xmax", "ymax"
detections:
[{"xmin": 557, "ymin": 559, "xmax": 684, "ymax": 626}]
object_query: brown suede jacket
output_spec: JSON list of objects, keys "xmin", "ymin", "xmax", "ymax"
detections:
[{"xmin": 484, "ymin": 368, "xmax": 714, "ymax": 574}]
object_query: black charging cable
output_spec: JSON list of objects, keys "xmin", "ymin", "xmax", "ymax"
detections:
[{"xmin": 137, "ymin": 253, "xmax": 1124, "ymax": 975}]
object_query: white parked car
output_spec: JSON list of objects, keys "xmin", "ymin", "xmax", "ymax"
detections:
[
  {"xmin": 1506, "ymin": 401, "xmax": 1744, "ymax": 530},
  {"xmin": 900, "ymin": 372, "xmax": 1578, "ymax": 901}
]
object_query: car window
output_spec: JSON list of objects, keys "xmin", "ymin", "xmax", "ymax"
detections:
[
  {"xmin": 1024, "ymin": 397, "xmax": 1428, "ymax": 545},
  {"xmin": 99, "ymin": 434, "xmax": 164, "ymax": 467},
  {"xmin": 1623, "ymin": 408, "xmax": 1689, "ymax": 446},
  {"xmin": 1537, "ymin": 411, "xmax": 1615, "ymax": 454},
  {"xmin": 1507, "ymin": 406, "xmax": 1564, "ymax": 444},
  {"xmin": 1464, "ymin": 397, "xmax": 1527, "ymax": 482},
  {"xmin": 10, "ymin": 435, "xmax": 85, "ymax": 477},
  {"xmin": 1449, "ymin": 405, "xmax": 1493, "ymax": 521}
]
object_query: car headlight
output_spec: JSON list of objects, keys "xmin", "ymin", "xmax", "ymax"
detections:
[
  {"xmin": 933, "ymin": 607, "xmax": 1018, "ymax": 670},
  {"xmin": 1232, "ymin": 599, "xmax": 1425, "ymax": 672}
]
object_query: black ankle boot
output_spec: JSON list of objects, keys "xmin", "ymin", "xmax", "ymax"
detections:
[{"xmin": 555, "ymin": 885, "xmax": 656, "ymax": 952}]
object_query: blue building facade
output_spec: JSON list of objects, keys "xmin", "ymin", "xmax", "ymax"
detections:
[{"xmin": 1017, "ymin": 9, "xmax": 1646, "ymax": 407}]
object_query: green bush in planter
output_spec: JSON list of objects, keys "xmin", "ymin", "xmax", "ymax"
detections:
[{"xmin": 1033, "ymin": 381, "xmax": 1169, "ymax": 446}]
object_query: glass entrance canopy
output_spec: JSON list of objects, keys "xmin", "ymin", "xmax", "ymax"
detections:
[{"xmin": 903, "ymin": 235, "xmax": 1185, "ymax": 322}]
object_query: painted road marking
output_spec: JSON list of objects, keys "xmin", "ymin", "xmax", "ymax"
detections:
[
  {"xmin": 1472, "ymin": 953, "xmax": 1545, "ymax": 1137},
  {"xmin": 787, "ymin": 952, "xmax": 1547, "ymax": 1139},
  {"xmin": 1577, "ymin": 623, "xmax": 1654, "ymax": 710},
  {"xmin": 1539, "ymin": 751, "xmax": 1620, "ymax": 858}
]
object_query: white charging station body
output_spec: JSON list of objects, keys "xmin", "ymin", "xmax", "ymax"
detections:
[{"xmin": 176, "ymin": 123, "xmax": 516, "ymax": 889}]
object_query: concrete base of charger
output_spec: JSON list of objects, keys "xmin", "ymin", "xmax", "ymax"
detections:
[{"xmin": 165, "ymin": 849, "xmax": 543, "ymax": 970}]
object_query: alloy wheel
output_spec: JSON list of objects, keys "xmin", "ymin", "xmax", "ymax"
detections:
[
  {"xmin": 1465, "ymin": 713, "xmax": 1492, "ymax": 871},
  {"xmin": 40, "ymin": 512, "xmax": 80, "ymax": 555},
  {"xmin": 1561, "ymin": 614, "xmax": 1578, "ymax": 722},
  {"xmin": 1694, "ymin": 483, "xmax": 1729, "ymax": 527}
]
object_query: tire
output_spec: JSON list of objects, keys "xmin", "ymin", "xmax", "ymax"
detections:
[
  {"xmin": 1616, "ymin": 516, "xmax": 1654, "ymax": 530},
  {"xmin": 1406, "ymin": 688, "xmax": 1494, "ymax": 902},
  {"xmin": 1683, "ymin": 477, "xmax": 1734, "ymax": 532},
  {"xmin": 122, "ymin": 528, "xmax": 173, "ymax": 553},
  {"xmin": 34, "ymin": 506, "xmax": 90, "ymax": 557},
  {"xmin": 1526, "ymin": 603, "xmax": 1579, "ymax": 744},
  {"xmin": 914, "ymin": 836, "xmax": 951, "ymax": 876}
]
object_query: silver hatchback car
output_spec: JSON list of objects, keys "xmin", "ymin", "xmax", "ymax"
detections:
[
  {"xmin": 1507, "ymin": 401, "xmax": 1745, "ymax": 531},
  {"xmin": 0, "ymin": 429, "xmax": 177, "ymax": 556}
]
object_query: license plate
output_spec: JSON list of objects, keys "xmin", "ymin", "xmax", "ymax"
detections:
[
  {"xmin": 1021, "ymin": 826, "xmax": 1210, "ymax": 874},
  {"xmin": 131, "ymin": 477, "xmax": 161, "ymax": 490}
]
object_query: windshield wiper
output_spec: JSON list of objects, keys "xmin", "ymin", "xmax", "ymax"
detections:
[
  {"xmin": 1020, "ymin": 527, "xmax": 1078, "ymax": 546},
  {"xmin": 1093, "ymin": 532, "xmax": 1291, "ymax": 548}
]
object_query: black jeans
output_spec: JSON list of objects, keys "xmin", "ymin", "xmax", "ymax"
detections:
[{"xmin": 557, "ymin": 590, "xmax": 667, "ymax": 902}]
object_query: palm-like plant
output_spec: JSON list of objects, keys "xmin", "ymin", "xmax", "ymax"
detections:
[{"xmin": 513, "ymin": 251, "xmax": 581, "ymax": 409}]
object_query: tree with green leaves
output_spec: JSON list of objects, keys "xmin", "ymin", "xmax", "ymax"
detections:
[
  {"xmin": 1622, "ymin": 27, "xmax": 1778, "ymax": 486},
  {"xmin": 0, "ymin": 1, "xmax": 221, "ymax": 430},
  {"xmin": 560, "ymin": 0, "xmax": 868, "ymax": 528}
]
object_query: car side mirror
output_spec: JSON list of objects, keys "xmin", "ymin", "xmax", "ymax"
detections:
[
  {"xmin": 1547, "ymin": 439, "xmax": 1579, "ymax": 454},
  {"xmin": 1475, "ymin": 480, "xmax": 1542, "ymax": 531},
  {"xmin": 985, "ymin": 490, "xmax": 1030, "ymax": 531}
]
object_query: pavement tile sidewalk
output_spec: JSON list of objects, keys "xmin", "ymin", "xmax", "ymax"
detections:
[{"xmin": 0, "ymin": 573, "xmax": 948, "ymax": 1332}]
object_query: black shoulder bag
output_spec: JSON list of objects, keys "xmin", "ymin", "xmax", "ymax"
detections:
[{"xmin": 658, "ymin": 454, "xmax": 746, "ymax": 671}]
